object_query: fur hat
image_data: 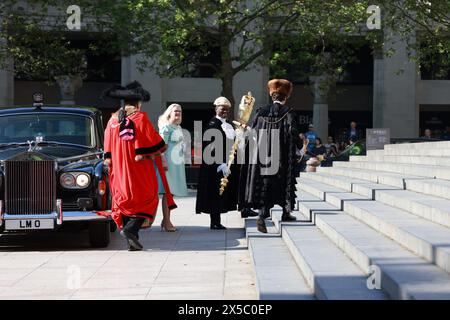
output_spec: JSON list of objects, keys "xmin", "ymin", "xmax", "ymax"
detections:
[
  {"xmin": 213, "ymin": 96, "xmax": 231, "ymax": 108},
  {"xmin": 267, "ymin": 79, "xmax": 293, "ymax": 98},
  {"xmin": 103, "ymin": 81, "xmax": 150, "ymax": 102}
]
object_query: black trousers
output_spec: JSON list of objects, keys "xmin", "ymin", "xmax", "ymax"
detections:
[
  {"xmin": 122, "ymin": 216, "xmax": 145, "ymax": 239},
  {"xmin": 210, "ymin": 212, "xmax": 221, "ymax": 226},
  {"xmin": 259, "ymin": 206, "xmax": 289, "ymax": 219}
]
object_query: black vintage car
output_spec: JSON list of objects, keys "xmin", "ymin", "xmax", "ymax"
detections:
[{"xmin": 0, "ymin": 96, "xmax": 113, "ymax": 247}]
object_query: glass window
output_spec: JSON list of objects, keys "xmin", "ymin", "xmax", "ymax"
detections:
[{"xmin": 0, "ymin": 113, "xmax": 95, "ymax": 147}]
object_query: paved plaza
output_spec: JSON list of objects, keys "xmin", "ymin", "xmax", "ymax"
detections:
[{"xmin": 0, "ymin": 194, "xmax": 257, "ymax": 300}]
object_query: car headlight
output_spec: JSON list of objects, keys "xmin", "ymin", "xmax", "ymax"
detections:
[
  {"xmin": 60, "ymin": 173, "xmax": 91, "ymax": 189},
  {"xmin": 76, "ymin": 174, "xmax": 90, "ymax": 188}
]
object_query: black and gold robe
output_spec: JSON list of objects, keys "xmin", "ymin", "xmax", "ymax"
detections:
[{"xmin": 239, "ymin": 102, "xmax": 299, "ymax": 212}]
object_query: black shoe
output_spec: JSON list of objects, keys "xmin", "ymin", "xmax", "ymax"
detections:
[
  {"xmin": 281, "ymin": 213, "xmax": 297, "ymax": 222},
  {"xmin": 120, "ymin": 229, "xmax": 143, "ymax": 250},
  {"xmin": 128, "ymin": 243, "xmax": 141, "ymax": 251},
  {"xmin": 210, "ymin": 224, "xmax": 227, "ymax": 230},
  {"xmin": 241, "ymin": 208, "xmax": 259, "ymax": 218},
  {"xmin": 256, "ymin": 218, "xmax": 267, "ymax": 233},
  {"xmin": 260, "ymin": 208, "xmax": 271, "ymax": 220}
]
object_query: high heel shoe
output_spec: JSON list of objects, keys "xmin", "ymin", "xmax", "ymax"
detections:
[{"xmin": 160, "ymin": 222, "xmax": 178, "ymax": 232}]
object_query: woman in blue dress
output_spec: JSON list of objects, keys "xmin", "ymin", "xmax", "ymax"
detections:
[{"xmin": 157, "ymin": 103, "xmax": 188, "ymax": 231}]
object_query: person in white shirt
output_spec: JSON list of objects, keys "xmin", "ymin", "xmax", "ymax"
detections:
[{"xmin": 195, "ymin": 96, "xmax": 240, "ymax": 229}]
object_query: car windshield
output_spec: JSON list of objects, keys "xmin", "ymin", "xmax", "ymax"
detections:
[{"xmin": 0, "ymin": 113, "xmax": 95, "ymax": 147}]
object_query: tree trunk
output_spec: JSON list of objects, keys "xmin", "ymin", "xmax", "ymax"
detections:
[
  {"xmin": 221, "ymin": 72, "xmax": 235, "ymax": 119},
  {"xmin": 219, "ymin": 28, "xmax": 235, "ymax": 119}
]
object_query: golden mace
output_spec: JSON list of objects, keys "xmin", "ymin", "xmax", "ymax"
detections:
[{"xmin": 219, "ymin": 92, "xmax": 255, "ymax": 195}]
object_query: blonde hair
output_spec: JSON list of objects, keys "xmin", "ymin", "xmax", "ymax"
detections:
[{"xmin": 158, "ymin": 103, "xmax": 182, "ymax": 129}]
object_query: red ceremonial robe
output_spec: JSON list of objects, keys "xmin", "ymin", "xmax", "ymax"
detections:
[{"xmin": 101, "ymin": 111, "xmax": 168, "ymax": 229}]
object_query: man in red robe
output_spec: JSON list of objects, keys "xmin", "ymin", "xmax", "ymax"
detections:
[{"xmin": 103, "ymin": 81, "xmax": 171, "ymax": 250}]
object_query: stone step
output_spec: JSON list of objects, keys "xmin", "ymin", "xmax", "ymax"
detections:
[
  {"xmin": 296, "ymin": 190, "xmax": 324, "ymax": 202},
  {"xmin": 349, "ymin": 155, "xmax": 368, "ymax": 162},
  {"xmin": 405, "ymin": 178, "xmax": 450, "ymax": 201},
  {"xmin": 282, "ymin": 223, "xmax": 388, "ymax": 300},
  {"xmin": 384, "ymin": 141, "xmax": 450, "ymax": 150},
  {"xmin": 245, "ymin": 217, "xmax": 280, "ymax": 238},
  {"xmin": 373, "ymin": 189, "xmax": 450, "ymax": 228},
  {"xmin": 295, "ymin": 196, "xmax": 450, "ymax": 299},
  {"xmin": 325, "ymin": 192, "xmax": 372, "ymax": 210},
  {"xmin": 333, "ymin": 161, "xmax": 450, "ymax": 180},
  {"xmin": 303, "ymin": 179, "xmax": 450, "ymax": 272},
  {"xmin": 362, "ymin": 155, "xmax": 450, "ymax": 167},
  {"xmin": 378, "ymin": 149, "xmax": 450, "ymax": 157},
  {"xmin": 344, "ymin": 200, "xmax": 450, "ymax": 273},
  {"xmin": 297, "ymin": 197, "xmax": 340, "ymax": 223},
  {"xmin": 297, "ymin": 179, "xmax": 348, "ymax": 201},
  {"xmin": 351, "ymin": 182, "xmax": 403, "ymax": 199},
  {"xmin": 297, "ymin": 177, "xmax": 372, "ymax": 210},
  {"xmin": 366, "ymin": 149, "xmax": 386, "ymax": 157},
  {"xmin": 247, "ymin": 235, "xmax": 315, "ymax": 300},
  {"xmin": 298, "ymin": 172, "xmax": 371, "ymax": 192},
  {"xmin": 317, "ymin": 166, "xmax": 426, "ymax": 188}
]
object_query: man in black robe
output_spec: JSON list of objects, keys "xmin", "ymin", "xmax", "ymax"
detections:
[
  {"xmin": 239, "ymin": 79, "xmax": 299, "ymax": 233},
  {"xmin": 195, "ymin": 97, "xmax": 240, "ymax": 229}
]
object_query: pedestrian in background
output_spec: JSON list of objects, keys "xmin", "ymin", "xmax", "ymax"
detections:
[
  {"xmin": 347, "ymin": 121, "xmax": 363, "ymax": 143},
  {"xmin": 311, "ymin": 137, "xmax": 327, "ymax": 159},
  {"xmin": 156, "ymin": 103, "xmax": 188, "ymax": 232},
  {"xmin": 305, "ymin": 124, "xmax": 317, "ymax": 152}
]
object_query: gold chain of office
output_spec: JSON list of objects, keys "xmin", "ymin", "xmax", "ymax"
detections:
[{"xmin": 260, "ymin": 108, "xmax": 292, "ymax": 124}]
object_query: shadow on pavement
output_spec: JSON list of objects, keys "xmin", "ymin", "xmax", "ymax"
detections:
[{"xmin": 0, "ymin": 225, "xmax": 246, "ymax": 252}]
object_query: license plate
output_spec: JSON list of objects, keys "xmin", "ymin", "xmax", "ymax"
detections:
[{"xmin": 5, "ymin": 219, "xmax": 54, "ymax": 230}]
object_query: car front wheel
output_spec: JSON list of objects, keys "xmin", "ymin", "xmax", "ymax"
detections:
[{"xmin": 89, "ymin": 221, "xmax": 111, "ymax": 248}]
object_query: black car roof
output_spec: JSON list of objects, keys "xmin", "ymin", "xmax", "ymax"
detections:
[{"xmin": 0, "ymin": 105, "xmax": 100, "ymax": 117}]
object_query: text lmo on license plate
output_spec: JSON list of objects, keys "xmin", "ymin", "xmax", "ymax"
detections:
[{"xmin": 5, "ymin": 219, "xmax": 54, "ymax": 230}]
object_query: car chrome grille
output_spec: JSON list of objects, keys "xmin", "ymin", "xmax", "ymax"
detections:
[{"xmin": 5, "ymin": 160, "xmax": 56, "ymax": 215}]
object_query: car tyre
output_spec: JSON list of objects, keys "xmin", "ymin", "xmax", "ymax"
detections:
[{"xmin": 89, "ymin": 221, "xmax": 111, "ymax": 248}]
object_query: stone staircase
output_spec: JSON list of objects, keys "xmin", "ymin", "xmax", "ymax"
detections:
[{"xmin": 245, "ymin": 141, "xmax": 450, "ymax": 300}]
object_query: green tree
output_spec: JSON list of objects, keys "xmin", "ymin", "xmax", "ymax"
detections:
[
  {"xmin": 1, "ymin": 1, "xmax": 377, "ymax": 109},
  {"xmin": 379, "ymin": 0, "xmax": 450, "ymax": 78}
]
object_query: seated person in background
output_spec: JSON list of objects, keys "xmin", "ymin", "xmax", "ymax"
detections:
[
  {"xmin": 295, "ymin": 134, "xmax": 309, "ymax": 176},
  {"xmin": 311, "ymin": 137, "xmax": 327, "ymax": 160},
  {"xmin": 422, "ymin": 128, "xmax": 433, "ymax": 139},
  {"xmin": 324, "ymin": 136, "xmax": 339, "ymax": 157},
  {"xmin": 305, "ymin": 124, "xmax": 317, "ymax": 152}
]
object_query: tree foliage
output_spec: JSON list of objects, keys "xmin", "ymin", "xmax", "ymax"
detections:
[
  {"xmin": 0, "ymin": 0, "xmax": 394, "ymax": 106},
  {"xmin": 380, "ymin": 0, "xmax": 450, "ymax": 79}
]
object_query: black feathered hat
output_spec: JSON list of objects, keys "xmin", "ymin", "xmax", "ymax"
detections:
[{"xmin": 103, "ymin": 81, "xmax": 150, "ymax": 102}]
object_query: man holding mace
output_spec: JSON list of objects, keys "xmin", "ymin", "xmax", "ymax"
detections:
[
  {"xmin": 195, "ymin": 97, "xmax": 240, "ymax": 230},
  {"xmin": 239, "ymin": 79, "xmax": 299, "ymax": 233}
]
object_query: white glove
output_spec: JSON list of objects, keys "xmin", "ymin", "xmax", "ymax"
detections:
[{"xmin": 217, "ymin": 163, "xmax": 230, "ymax": 176}]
